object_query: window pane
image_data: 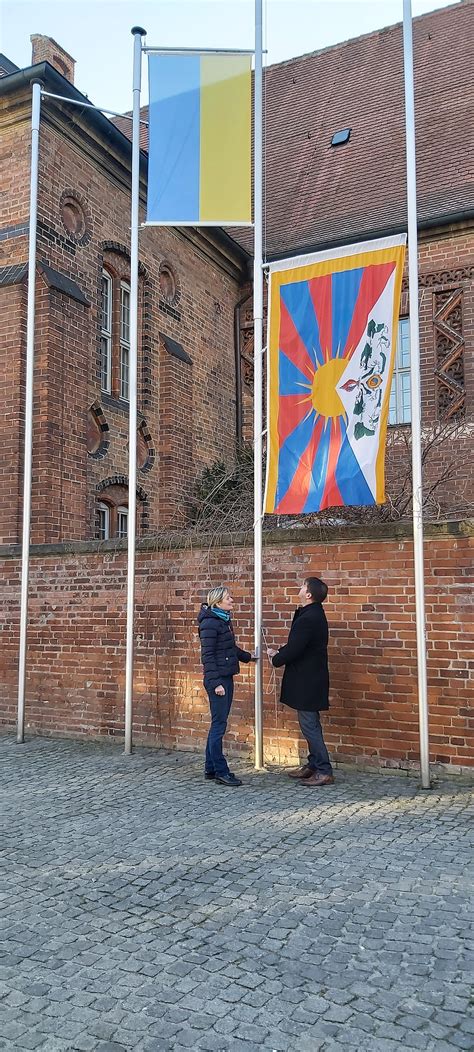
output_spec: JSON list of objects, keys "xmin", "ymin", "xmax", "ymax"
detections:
[
  {"xmin": 388, "ymin": 376, "xmax": 397, "ymax": 426},
  {"xmin": 400, "ymin": 371, "xmax": 411, "ymax": 423},
  {"xmin": 120, "ymin": 285, "xmax": 130, "ymax": 344},
  {"xmin": 120, "ymin": 344, "xmax": 129, "ymax": 401},
  {"xmin": 101, "ymin": 274, "xmax": 111, "ymax": 333},
  {"xmin": 389, "ymin": 318, "xmax": 411, "ymax": 425},
  {"xmin": 398, "ymin": 318, "xmax": 410, "ymax": 369},
  {"xmin": 117, "ymin": 508, "xmax": 128, "ymax": 538},
  {"xmin": 100, "ymin": 335, "xmax": 111, "ymax": 393},
  {"xmin": 98, "ymin": 504, "xmax": 110, "ymax": 540}
]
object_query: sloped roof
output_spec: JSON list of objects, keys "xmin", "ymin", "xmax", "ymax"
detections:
[
  {"xmin": 0, "ymin": 53, "xmax": 19, "ymax": 77},
  {"xmin": 115, "ymin": 1, "xmax": 474, "ymax": 257},
  {"xmin": 254, "ymin": 0, "xmax": 474, "ymax": 256}
]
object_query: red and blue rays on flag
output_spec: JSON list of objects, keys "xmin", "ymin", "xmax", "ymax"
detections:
[{"xmin": 264, "ymin": 248, "xmax": 404, "ymax": 515}]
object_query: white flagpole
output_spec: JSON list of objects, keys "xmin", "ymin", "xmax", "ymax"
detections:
[
  {"xmin": 17, "ymin": 80, "xmax": 42, "ymax": 744},
  {"xmin": 253, "ymin": 0, "xmax": 264, "ymax": 769},
  {"xmin": 124, "ymin": 27, "xmax": 145, "ymax": 755},
  {"xmin": 402, "ymin": 0, "xmax": 430, "ymax": 789}
]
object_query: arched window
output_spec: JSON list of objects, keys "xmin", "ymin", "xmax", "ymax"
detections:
[
  {"xmin": 96, "ymin": 493, "xmax": 127, "ymax": 540},
  {"xmin": 96, "ymin": 479, "xmax": 147, "ymax": 540}
]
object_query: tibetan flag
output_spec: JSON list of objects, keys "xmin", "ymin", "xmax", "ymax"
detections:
[
  {"xmin": 264, "ymin": 235, "xmax": 407, "ymax": 514},
  {"xmin": 146, "ymin": 53, "xmax": 251, "ymax": 226}
]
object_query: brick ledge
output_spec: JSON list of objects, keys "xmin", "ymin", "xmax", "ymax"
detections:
[{"xmin": 0, "ymin": 518, "xmax": 472, "ymax": 559}]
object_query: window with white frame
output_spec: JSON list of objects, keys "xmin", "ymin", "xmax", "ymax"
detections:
[
  {"xmin": 97, "ymin": 501, "xmax": 110, "ymax": 540},
  {"xmin": 119, "ymin": 282, "xmax": 130, "ymax": 401},
  {"xmin": 389, "ymin": 317, "xmax": 411, "ymax": 425},
  {"xmin": 100, "ymin": 271, "xmax": 112, "ymax": 394},
  {"xmin": 117, "ymin": 506, "xmax": 128, "ymax": 538}
]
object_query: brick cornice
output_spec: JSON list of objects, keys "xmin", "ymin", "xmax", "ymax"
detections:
[{"xmin": 0, "ymin": 519, "xmax": 472, "ymax": 559}]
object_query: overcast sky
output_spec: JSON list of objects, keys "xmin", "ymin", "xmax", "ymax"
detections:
[{"xmin": 1, "ymin": 0, "xmax": 459, "ymax": 113}]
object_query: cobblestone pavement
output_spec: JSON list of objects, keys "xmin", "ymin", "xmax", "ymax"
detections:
[{"xmin": 0, "ymin": 737, "xmax": 473, "ymax": 1052}]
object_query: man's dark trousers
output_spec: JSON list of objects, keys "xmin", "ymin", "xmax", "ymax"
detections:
[
  {"xmin": 205, "ymin": 675, "xmax": 234, "ymax": 777},
  {"xmin": 298, "ymin": 709, "xmax": 333, "ymax": 775}
]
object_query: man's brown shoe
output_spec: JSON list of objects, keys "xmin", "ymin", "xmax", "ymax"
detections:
[
  {"xmin": 287, "ymin": 764, "xmax": 314, "ymax": 779},
  {"xmin": 301, "ymin": 773, "xmax": 335, "ymax": 787}
]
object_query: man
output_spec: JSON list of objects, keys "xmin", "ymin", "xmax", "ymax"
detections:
[{"xmin": 267, "ymin": 577, "xmax": 334, "ymax": 787}]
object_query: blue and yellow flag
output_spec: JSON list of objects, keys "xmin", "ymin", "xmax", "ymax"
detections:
[
  {"xmin": 264, "ymin": 236, "xmax": 407, "ymax": 514},
  {"xmin": 147, "ymin": 53, "xmax": 251, "ymax": 226}
]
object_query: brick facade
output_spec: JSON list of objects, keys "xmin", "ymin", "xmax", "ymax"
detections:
[
  {"xmin": 0, "ymin": 70, "xmax": 248, "ymax": 545},
  {"xmin": 0, "ymin": 523, "xmax": 472, "ymax": 775},
  {"xmin": 1, "ymin": 14, "xmax": 473, "ymax": 771}
]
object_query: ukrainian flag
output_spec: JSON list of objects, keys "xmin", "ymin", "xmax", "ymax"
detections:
[{"xmin": 147, "ymin": 53, "xmax": 251, "ymax": 226}]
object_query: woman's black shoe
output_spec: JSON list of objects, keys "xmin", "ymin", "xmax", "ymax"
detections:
[
  {"xmin": 215, "ymin": 773, "xmax": 243, "ymax": 787},
  {"xmin": 204, "ymin": 771, "xmax": 215, "ymax": 780}
]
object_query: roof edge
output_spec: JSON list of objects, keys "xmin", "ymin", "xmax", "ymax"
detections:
[
  {"xmin": 0, "ymin": 61, "xmax": 137, "ymax": 158},
  {"xmin": 262, "ymin": 210, "xmax": 474, "ymax": 264}
]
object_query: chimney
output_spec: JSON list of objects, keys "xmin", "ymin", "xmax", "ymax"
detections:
[{"xmin": 30, "ymin": 34, "xmax": 75, "ymax": 84}]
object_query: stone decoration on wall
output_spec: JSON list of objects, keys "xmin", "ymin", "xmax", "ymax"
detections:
[
  {"xmin": 86, "ymin": 401, "xmax": 110, "ymax": 459},
  {"xmin": 434, "ymin": 288, "xmax": 465, "ymax": 420},
  {"xmin": 137, "ymin": 419, "xmax": 155, "ymax": 473},
  {"xmin": 240, "ymin": 300, "xmax": 254, "ymax": 390},
  {"xmin": 59, "ymin": 189, "xmax": 91, "ymax": 245}
]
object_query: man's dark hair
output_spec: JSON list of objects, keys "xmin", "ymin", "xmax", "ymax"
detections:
[{"xmin": 304, "ymin": 577, "xmax": 328, "ymax": 603}]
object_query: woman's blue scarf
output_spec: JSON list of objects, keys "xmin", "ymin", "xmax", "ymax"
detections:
[{"xmin": 212, "ymin": 607, "xmax": 231, "ymax": 623}]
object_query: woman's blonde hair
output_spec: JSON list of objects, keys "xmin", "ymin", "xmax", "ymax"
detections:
[{"xmin": 207, "ymin": 585, "xmax": 229, "ymax": 608}]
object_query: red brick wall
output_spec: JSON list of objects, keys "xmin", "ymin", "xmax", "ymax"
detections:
[
  {"xmin": 0, "ymin": 283, "xmax": 25, "ymax": 543},
  {"xmin": 0, "ymin": 523, "xmax": 472, "ymax": 775}
]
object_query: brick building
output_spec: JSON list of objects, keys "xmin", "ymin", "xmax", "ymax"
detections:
[
  {"xmin": 0, "ymin": 35, "xmax": 249, "ymax": 546},
  {"xmin": 116, "ymin": 1, "xmax": 474, "ymax": 524},
  {"xmin": 0, "ymin": 5, "xmax": 472, "ymax": 771},
  {"xmin": 1, "ymin": 4, "xmax": 473, "ymax": 546}
]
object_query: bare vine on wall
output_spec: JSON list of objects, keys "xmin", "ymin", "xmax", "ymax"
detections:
[{"xmin": 185, "ymin": 420, "xmax": 472, "ymax": 539}]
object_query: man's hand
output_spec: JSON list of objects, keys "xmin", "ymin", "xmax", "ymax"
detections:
[
  {"xmin": 250, "ymin": 651, "xmax": 259, "ymax": 662},
  {"xmin": 267, "ymin": 647, "xmax": 277, "ymax": 662},
  {"xmin": 215, "ymin": 685, "xmax": 225, "ymax": 696}
]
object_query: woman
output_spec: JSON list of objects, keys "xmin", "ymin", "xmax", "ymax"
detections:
[{"xmin": 198, "ymin": 586, "xmax": 256, "ymax": 787}]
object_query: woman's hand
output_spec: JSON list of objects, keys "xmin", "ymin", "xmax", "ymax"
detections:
[
  {"xmin": 215, "ymin": 685, "xmax": 225, "ymax": 696},
  {"xmin": 267, "ymin": 647, "xmax": 277, "ymax": 663},
  {"xmin": 250, "ymin": 651, "xmax": 259, "ymax": 662}
]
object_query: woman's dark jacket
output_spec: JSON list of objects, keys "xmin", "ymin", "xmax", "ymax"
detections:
[
  {"xmin": 272, "ymin": 602, "xmax": 329, "ymax": 712},
  {"xmin": 198, "ymin": 605, "xmax": 251, "ymax": 691}
]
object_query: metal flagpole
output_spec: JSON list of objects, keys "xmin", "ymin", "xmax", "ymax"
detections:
[
  {"xmin": 17, "ymin": 79, "xmax": 42, "ymax": 744},
  {"xmin": 124, "ymin": 27, "xmax": 146, "ymax": 755},
  {"xmin": 402, "ymin": 0, "xmax": 431, "ymax": 789},
  {"xmin": 253, "ymin": 0, "xmax": 264, "ymax": 769}
]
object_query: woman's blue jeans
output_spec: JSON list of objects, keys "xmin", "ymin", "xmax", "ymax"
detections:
[{"xmin": 205, "ymin": 676, "xmax": 234, "ymax": 777}]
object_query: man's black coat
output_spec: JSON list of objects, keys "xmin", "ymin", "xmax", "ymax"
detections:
[{"xmin": 272, "ymin": 601, "xmax": 329, "ymax": 712}]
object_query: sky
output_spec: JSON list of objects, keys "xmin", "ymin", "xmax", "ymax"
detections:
[{"xmin": 1, "ymin": 0, "xmax": 459, "ymax": 114}]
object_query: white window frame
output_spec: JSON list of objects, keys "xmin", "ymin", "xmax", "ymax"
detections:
[
  {"xmin": 119, "ymin": 281, "xmax": 131, "ymax": 402},
  {"xmin": 97, "ymin": 502, "xmax": 110, "ymax": 540},
  {"xmin": 389, "ymin": 317, "xmax": 411, "ymax": 425},
  {"xmin": 117, "ymin": 506, "xmax": 128, "ymax": 539},
  {"xmin": 100, "ymin": 271, "xmax": 112, "ymax": 394}
]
